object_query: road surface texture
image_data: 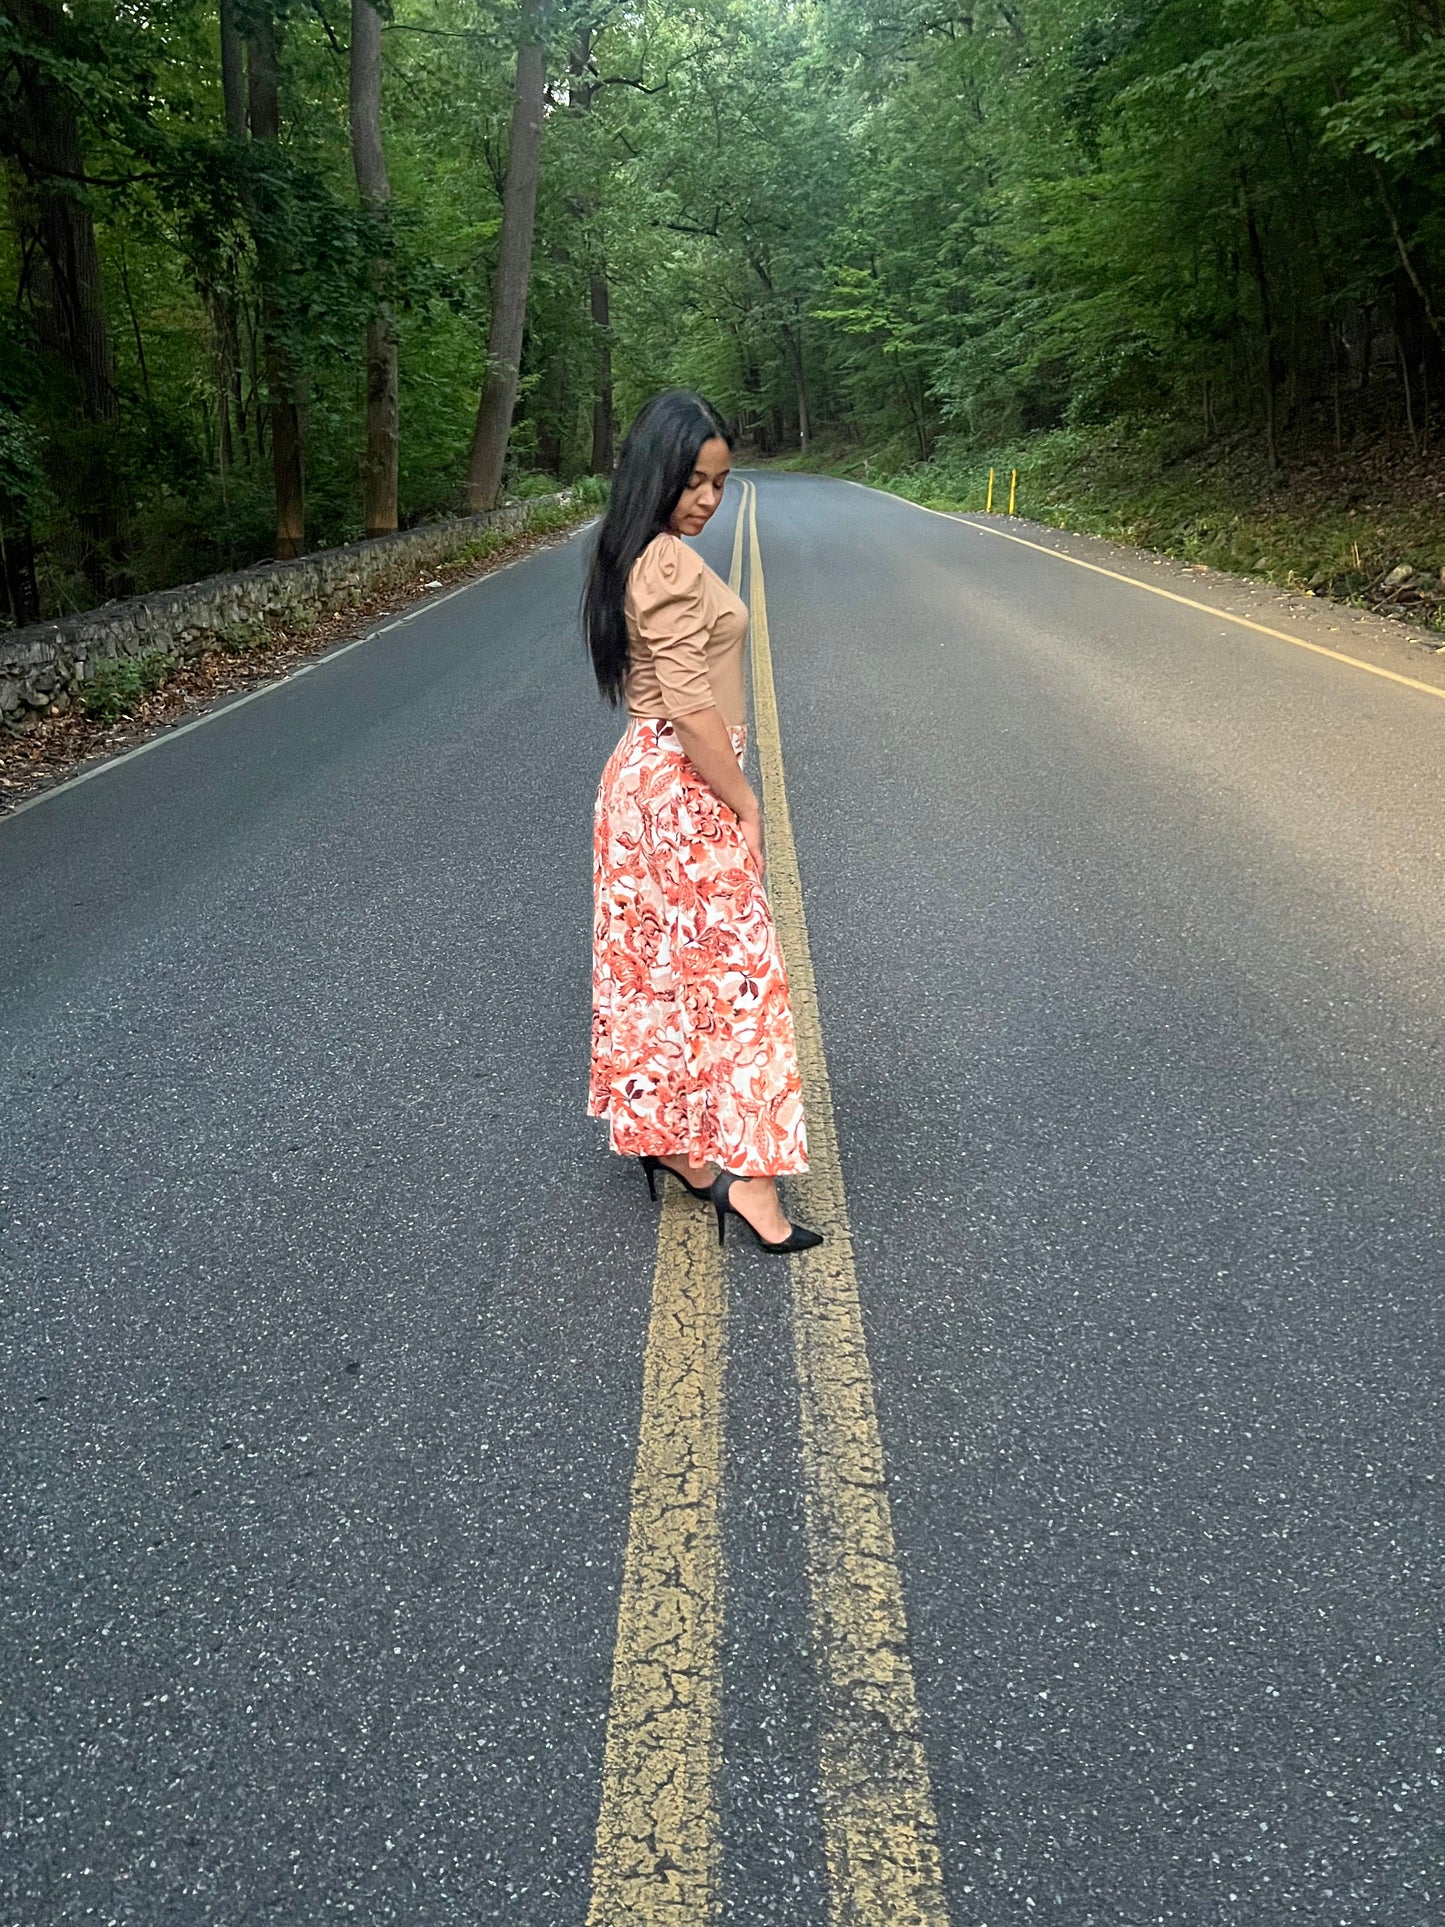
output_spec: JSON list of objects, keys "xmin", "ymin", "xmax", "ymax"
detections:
[{"xmin": 3, "ymin": 472, "xmax": 1440, "ymax": 1927}]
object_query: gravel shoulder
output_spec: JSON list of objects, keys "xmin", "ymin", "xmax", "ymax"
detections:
[{"xmin": 894, "ymin": 497, "xmax": 1445, "ymax": 696}]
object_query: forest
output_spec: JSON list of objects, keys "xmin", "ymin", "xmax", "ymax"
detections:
[{"xmin": 3, "ymin": 0, "xmax": 1443, "ymax": 629}]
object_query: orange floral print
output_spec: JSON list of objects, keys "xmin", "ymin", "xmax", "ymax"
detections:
[{"xmin": 588, "ymin": 717, "xmax": 809, "ymax": 1179}]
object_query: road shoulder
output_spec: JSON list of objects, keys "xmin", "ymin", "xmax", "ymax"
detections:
[{"xmin": 818, "ymin": 473, "xmax": 1445, "ymax": 701}]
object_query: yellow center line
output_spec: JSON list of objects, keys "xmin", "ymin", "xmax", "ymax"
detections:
[
  {"xmin": 728, "ymin": 472, "xmax": 749, "ymax": 590},
  {"xmin": 585, "ymin": 1187, "xmax": 727, "ymax": 1924},
  {"xmin": 841, "ymin": 475, "xmax": 1445, "ymax": 705},
  {"xmin": 584, "ymin": 485, "xmax": 754, "ymax": 1925},
  {"xmin": 588, "ymin": 480, "xmax": 949, "ymax": 1924},
  {"xmin": 746, "ymin": 479, "xmax": 952, "ymax": 1927}
]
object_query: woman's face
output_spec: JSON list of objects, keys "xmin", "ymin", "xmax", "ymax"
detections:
[{"xmin": 668, "ymin": 435, "xmax": 731, "ymax": 537}]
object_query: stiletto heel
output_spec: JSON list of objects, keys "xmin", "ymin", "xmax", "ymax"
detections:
[
  {"xmin": 639, "ymin": 1154, "xmax": 713, "ymax": 1203},
  {"xmin": 708, "ymin": 1172, "xmax": 823, "ymax": 1255}
]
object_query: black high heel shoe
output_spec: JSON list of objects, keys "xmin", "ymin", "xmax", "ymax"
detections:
[
  {"xmin": 639, "ymin": 1154, "xmax": 713, "ymax": 1202},
  {"xmin": 710, "ymin": 1172, "xmax": 823, "ymax": 1254}
]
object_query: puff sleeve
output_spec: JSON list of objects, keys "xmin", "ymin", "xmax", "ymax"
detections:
[{"xmin": 629, "ymin": 534, "xmax": 715, "ymax": 718}]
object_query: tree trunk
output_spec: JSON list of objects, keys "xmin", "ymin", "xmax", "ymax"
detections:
[
  {"xmin": 567, "ymin": 31, "xmax": 614, "ymax": 476},
  {"xmin": 466, "ymin": 0, "xmax": 548, "ymax": 512},
  {"xmin": 1368, "ymin": 155, "xmax": 1445, "ymax": 353},
  {"xmin": 1399, "ymin": 336, "xmax": 1418, "ymax": 450},
  {"xmin": 536, "ymin": 347, "xmax": 565, "ymax": 474},
  {"xmin": 590, "ymin": 268, "xmax": 615, "ymax": 473},
  {"xmin": 7, "ymin": 0, "xmax": 121, "ymax": 599},
  {"xmin": 751, "ymin": 257, "xmax": 811, "ymax": 454},
  {"xmin": 220, "ymin": 0, "xmax": 247, "ymax": 140},
  {"xmin": 781, "ymin": 321, "xmax": 811, "ymax": 449},
  {"xmin": 8, "ymin": 3, "xmax": 116, "ymax": 430},
  {"xmin": 349, "ymin": 0, "xmax": 399, "ymax": 537},
  {"xmin": 0, "ymin": 527, "xmax": 41, "ymax": 629},
  {"xmin": 248, "ymin": 7, "xmax": 306, "ymax": 558},
  {"xmin": 735, "ymin": 322, "xmax": 764, "ymax": 447},
  {"xmin": 212, "ymin": 2, "xmax": 248, "ymax": 476},
  {"xmin": 1240, "ymin": 170, "xmax": 1281, "ymax": 474},
  {"xmin": 208, "ymin": 291, "xmax": 239, "ymax": 478}
]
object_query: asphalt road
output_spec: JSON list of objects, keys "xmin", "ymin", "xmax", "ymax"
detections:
[{"xmin": 2, "ymin": 472, "xmax": 1441, "ymax": 1926}]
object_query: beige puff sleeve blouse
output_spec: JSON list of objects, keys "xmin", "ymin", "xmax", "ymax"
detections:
[{"xmin": 624, "ymin": 530, "xmax": 749, "ymax": 728}]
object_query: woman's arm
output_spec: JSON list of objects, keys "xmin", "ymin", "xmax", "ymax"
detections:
[
  {"xmin": 673, "ymin": 706, "xmax": 765, "ymax": 877},
  {"xmin": 630, "ymin": 536, "xmax": 766, "ymax": 874}
]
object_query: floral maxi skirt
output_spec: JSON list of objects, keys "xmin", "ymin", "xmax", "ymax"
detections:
[{"xmin": 588, "ymin": 717, "xmax": 809, "ymax": 1178}]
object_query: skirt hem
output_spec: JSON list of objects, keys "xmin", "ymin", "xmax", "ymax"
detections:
[{"xmin": 586, "ymin": 1104, "xmax": 810, "ymax": 1179}]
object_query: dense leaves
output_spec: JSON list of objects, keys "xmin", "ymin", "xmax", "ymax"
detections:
[{"xmin": 2, "ymin": 0, "xmax": 1440, "ymax": 621}]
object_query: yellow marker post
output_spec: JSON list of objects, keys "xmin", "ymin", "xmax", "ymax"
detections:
[
  {"xmin": 1008, "ymin": 468, "xmax": 1017, "ymax": 515},
  {"xmin": 985, "ymin": 467, "xmax": 995, "ymax": 513},
  {"xmin": 839, "ymin": 474, "xmax": 1445, "ymax": 708}
]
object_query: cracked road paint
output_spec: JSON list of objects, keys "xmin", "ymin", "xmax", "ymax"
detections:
[
  {"xmin": 747, "ymin": 481, "xmax": 951, "ymax": 1927},
  {"xmin": 587, "ymin": 480, "xmax": 947, "ymax": 1927},
  {"xmin": 586, "ymin": 1185, "xmax": 727, "ymax": 1924},
  {"xmin": 585, "ymin": 485, "xmax": 753, "ymax": 1926}
]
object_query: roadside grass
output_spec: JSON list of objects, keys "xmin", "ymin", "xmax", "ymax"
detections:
[
  {"xmin": 442, "ymin": 476, "xmax": 605, "ymax": 570},
  {"xmin": 772, "ymin": 422, "xmax": 1445, "ymax": 634},
  {"xmin": 78, "ymin": 647, "xmax": 178, "ymax": 723}
]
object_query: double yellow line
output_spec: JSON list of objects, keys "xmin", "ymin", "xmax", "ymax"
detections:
[{"xmin": 586, "ymin": 481, "xmax": 949, "ymax": 1925}]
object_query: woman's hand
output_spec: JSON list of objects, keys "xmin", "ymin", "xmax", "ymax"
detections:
[
  {"xmin": 738, "ymin": 802, "xmax": 766, "ymax": 880},
  {"xmin": 672, "ymin": 707, "xmax": 765, "ymax": 876}
]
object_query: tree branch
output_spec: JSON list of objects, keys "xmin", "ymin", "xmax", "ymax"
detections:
[
  {"xmin": 663, "ymin": 211, "xmax": 722, "ymax": 237},
  {"xmin": 591, "ymin": 67, "xmax": 674, "ymax": 94},
  {"xmin": 305, "ymin": 0, "xmax": 346, "ymax": 57},
  {"xmin": 3, "ymin": 147, "xmax": 153, "ymax": 188}
]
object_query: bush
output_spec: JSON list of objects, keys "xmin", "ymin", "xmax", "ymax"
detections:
[
  {"xmin": 565, "ymin": 474, "xmax": 610, "ymax": 510},
  {"xmin": 782, "ymin": 419, "xmax": 1445, "ymax": 624},
  {"xmin": 507, "ymin": 470, "xmax": 569, "ymax": 501},
  {"xmin": 77, "ymin": 647, "xmax": 177, "ymax": 722}
]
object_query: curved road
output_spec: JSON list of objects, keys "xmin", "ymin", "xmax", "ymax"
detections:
[{"xmin": 2, "ymin": 472, "xmax": 1441, "ymax": 1926}]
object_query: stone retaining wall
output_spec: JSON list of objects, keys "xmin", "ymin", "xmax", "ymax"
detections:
[{"xmin": 1, "ymin": 491, "xmax": 577, "ymax": 732}]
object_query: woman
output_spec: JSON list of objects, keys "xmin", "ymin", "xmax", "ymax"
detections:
[{"xmin": 583, "ymin": 390, "xmax": 822, "ymax": 1255}]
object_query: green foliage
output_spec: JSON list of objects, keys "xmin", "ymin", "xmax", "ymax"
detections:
[
  {"xmin": 788, "ymin": 414, "xmax": 1445, "ymax": 625},
  {"xmin": 509, "ymin": 469, "xmax": 569, "ymax": 499},
  {"xmin": 1322, "ymin": 40, "xmax": 1445, "ymax": 166},
  {"xmin": 2, "ymin": 0, "xmax": 1439, "ymax": 624},
  {"xmin": 797, "ymin": 0, "xmax": 1445, "ymax": 469},
  {"xmin": 77, "ymin": 647, "xmax": 177, "ymax": 722},
  {"xmin": 0, "ymin": 326, "xmax": 53, "ymax": 526},
  {"xmin": 67, "ymin": 477, "xmax": 597, "ymax": 723}
]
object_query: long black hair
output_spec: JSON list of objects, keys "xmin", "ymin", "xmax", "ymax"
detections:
[{"xmin": 582, "ymin": 388, "xmax": 734, "ymax": 705}]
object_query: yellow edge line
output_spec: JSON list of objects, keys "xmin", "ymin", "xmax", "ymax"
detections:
[
  {"xmin": 838, "ymin": 475, "xmax": 1445, "ymax": 705},
  {"xmin": 585, "ymin": 485, "xmax": 753, "ymax": 1924},
  {"xmin": 746, "ymin": 479, "xmax": 951, "ymax": 1926}
]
